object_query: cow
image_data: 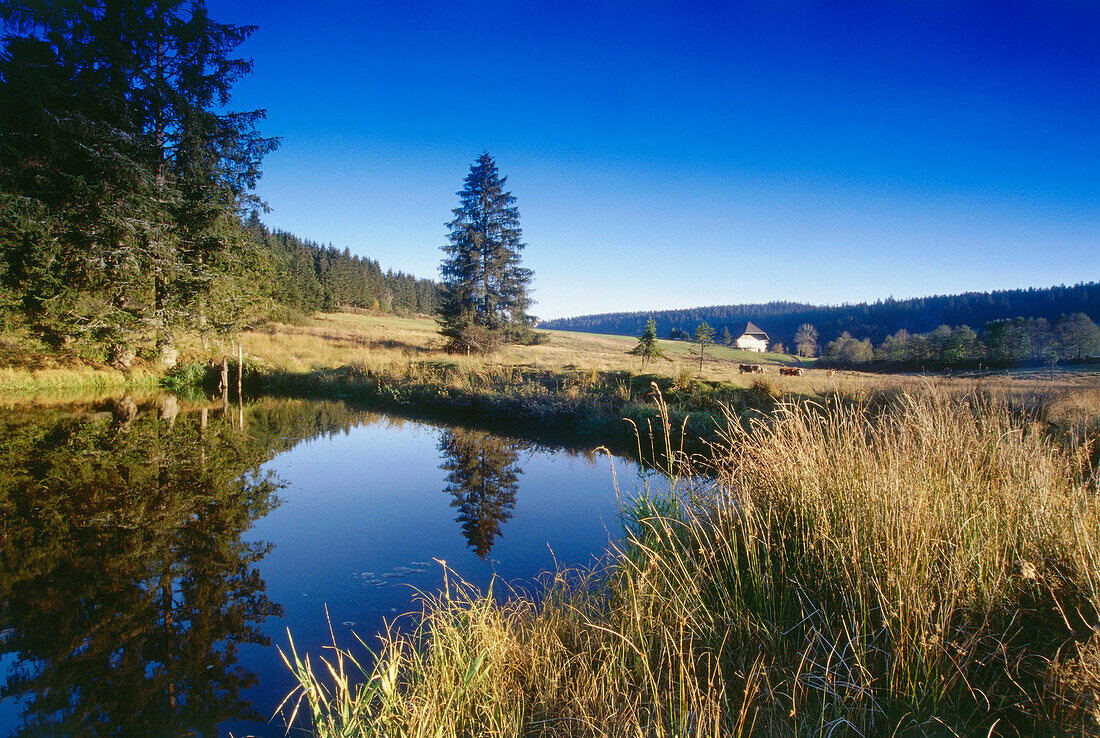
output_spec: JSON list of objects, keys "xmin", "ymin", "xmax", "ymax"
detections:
[
  {"xmin": 826, "ymin": 369, "xmax": 836, "ymax": 378},
  {"xmin": 779, "ymin": 367, "xmax": 804, "ymax": 376},
  {"xmin": 739, "ymin": 364, "xmax": 765, "ymax": 374}
]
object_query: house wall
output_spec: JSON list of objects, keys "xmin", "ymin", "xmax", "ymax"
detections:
[{"xmin": 736, "ymin": 335, "xmax": 768, "ymax": 353}]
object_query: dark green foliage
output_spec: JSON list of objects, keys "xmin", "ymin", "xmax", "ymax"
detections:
[
  {"xmin": 0, "ymin": 1, "xmax": 277, "ymax": 363},
  {"xmin": 691, "ymin": 321, "xmax": 715, "ymax": 373},
  {"xmin": 817, "ymin": 312, "xmax": 1100, "ymax": 368},
  {"xmin": 824, "ymin": 331, "xmax": 874, "ymax": 363},
  {"xmin": 503, "ymin": 323, "xmax": 549, "ymax": 346},
  {"xmin": 439, "ymin": 153, "xmax": 533, "ymax": 353},
  {"xmin": 543, "ymin": 282, "xmax": 1100, "ymax": 356},
  {"xmin": 250, "ymin": 221, "xmax": 440, "ymax": 316},
  {"xmin": 628, "ymin": 317, "xmax": 665, "ymax": 367}
]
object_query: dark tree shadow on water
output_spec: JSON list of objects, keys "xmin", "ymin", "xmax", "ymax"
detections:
[
  {"xmin": 439, "ymin": 429, "xmax": 522, "ymax": 559},
  {"xmin": 0, "ymin": 404, "xmax": 285, "ymax": 737}
]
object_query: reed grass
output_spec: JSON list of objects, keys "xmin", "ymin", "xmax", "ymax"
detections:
[
  {"xmin": 0, "ymin": 365, "xmax": 162, "ymax": 397},
  {"xmin": 283, "ymin": 386, "xmax": 1100, "ymax": 736}
]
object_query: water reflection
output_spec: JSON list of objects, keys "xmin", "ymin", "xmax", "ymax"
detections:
[
  {"xmin": 0, "ymin": 397, "xmax": 282, "ymax": 736},
  {"xmin": 0, "ymin": 395, "xmax": 634, "ymax": 736},
  {"xmin": 439, "ymin": 429, "xmax": 523, "ymax": 558}
]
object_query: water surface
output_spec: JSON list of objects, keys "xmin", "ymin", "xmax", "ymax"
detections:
[{"xmin": 0, "ymin": 396, "xmax": 645, "ymax": 737}]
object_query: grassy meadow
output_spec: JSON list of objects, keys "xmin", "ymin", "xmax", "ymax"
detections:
[
  {"xmin": 4, "ymin": 310, "xmax": 1100, "ymax": 734},
  {"xmin": 233, "ymin": 312, "xmax": 1099, "ymax": 445},
  {"xmin": 284, "ymin": 387, "xmax": 1100, "ymax": 736},
  {"xmin": 214, "ymin": 312, "xmax": 1100, "ymax": 736}
]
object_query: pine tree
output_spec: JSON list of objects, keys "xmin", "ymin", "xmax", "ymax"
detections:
[
  {"xmin": 0, "ymin": 1, "xmax": 277, "ymax": 364},
  {"xmin": 628, "ymin": 317, "xmax": 665, "ymax": 367},
  {"xmin": 692, "ymin": 322, "xmax": 715, "ymax": 373},
  {"xmin": 438, "ymin": 153, "xmax": 532, "ymax": 353}
]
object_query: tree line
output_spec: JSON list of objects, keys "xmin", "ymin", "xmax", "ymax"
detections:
[
  {"xmin": 819, "ymin": 313, "xmax": 1100, "ymax": 369},
  {"xmin": 248, "ymin": 217, "xmax": 439, "ymax": 317},
  {"xmin": 542, "ymin": 282, "xmax": 1100, "ymax": 355},
  {"xmin": 0, "ymin": 1, "xmax": 440, "ymax": 365}
]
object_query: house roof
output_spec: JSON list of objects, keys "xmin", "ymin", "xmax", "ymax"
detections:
[{"xmin": 739, "ymin": 322, "xmax": 769, "ymax": 340}]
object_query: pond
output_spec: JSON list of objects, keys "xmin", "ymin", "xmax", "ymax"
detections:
[{"xmin": 0, "ymin": 396, "xmax": 655, "ymax": 737}]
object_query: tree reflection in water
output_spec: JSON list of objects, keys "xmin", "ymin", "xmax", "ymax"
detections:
[
  {"xmin": 439, "ymin": 429, "xmax": 523, "ymax": 558},
  {"xmin": 0, "ymin": 397, "xmax": 284, "ymax": 736}
]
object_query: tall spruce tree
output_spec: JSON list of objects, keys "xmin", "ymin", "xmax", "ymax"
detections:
[
  {"xmin": 438, "ymin": 153, "xmax": 532, "ymax": 353},
  {"xmin": 0, "ymin": 0, "xmax": 276, "ymax": 365}
]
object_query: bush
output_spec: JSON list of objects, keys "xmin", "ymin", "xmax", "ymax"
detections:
[
  {"xmin": 503, "ymin": 324, "xmax": 550, "ymax": 346},
  {"xmin": 443, "ymin": 324, "xmax": 504, "ymax": 355}
]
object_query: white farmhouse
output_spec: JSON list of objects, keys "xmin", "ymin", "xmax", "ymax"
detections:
[{"xmin": 734, "ymin": 322, "xmax": 769, "ymax": 353}]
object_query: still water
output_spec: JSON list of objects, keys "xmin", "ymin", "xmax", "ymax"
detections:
[{"xmin": 0, "ymin": 396, "xmax": 648, "ymax": 736}]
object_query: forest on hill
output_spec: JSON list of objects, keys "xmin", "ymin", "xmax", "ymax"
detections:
[
  {"xmin": 0, "ymin": 3, "xmax": 438, "ymax": 366},
  {"xmin": 542, "ymin": 282, "xmax": 1100, "ymax": 355},
  {"xmin": 249, "ymin": 218, "xmax": 439, "ymax": 319}
]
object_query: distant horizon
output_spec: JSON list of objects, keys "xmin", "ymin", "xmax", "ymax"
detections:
[
  {"xmin": 537, "ymin": 278, "xmax": 1100, "ymax": 324},
  {"xmin": 209, "ymin": 0, "xmax": 1099, "ymax": 320}
]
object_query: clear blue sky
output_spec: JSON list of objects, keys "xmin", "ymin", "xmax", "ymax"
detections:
[{"xmin": 209, "ymin": 0, "xmax": 1098, "ymax": 320}]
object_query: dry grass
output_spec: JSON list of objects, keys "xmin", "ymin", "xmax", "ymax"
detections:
[
  {"xmin": 7, "ymin": 312, "xmax": 1098, "ymax": 422},
  {"xmin": 285, "ymin": 386, "xmax": 1100, "ymax": 736},
  {"xmin": 0, "ymin": 365, "xmax": 162, "ymax": 397},
  {"xmin": 234, "ymin": 312, "xmax": 806, "ymax": 386},
  {"xmin": 236, "ymin": 312, "xmax": 1099, "ymax": 404}
]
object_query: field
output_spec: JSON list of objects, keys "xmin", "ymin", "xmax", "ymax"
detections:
[
  {"xmin": 5, "ymin": 311, "xmax": 1099, "ymax": 439},
  {"xmin": 235, "ymin": 311, "xmax": 805, "ymax": 379},
  {"xmin": 221, "ymin": 313, "xmax": 1100, "ymax": 736},
  {"xmin": 285, "ymin": 382, "xmax": 1100, "ymax": 737},
  {"xmin": 4, "ymin": 311, "xmax": 1100, "ymax": 734},
  {"xmin": 231, "ymin": 312, "xmax": 1098, "ymax": 429}
]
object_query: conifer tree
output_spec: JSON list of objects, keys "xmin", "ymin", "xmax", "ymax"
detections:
[
  {"xmin": 438, "ymin": 153, "xmax": 532, "ymax": 353},
  {"xmin": 0, "ymin": 0, "xmax": 277, "ymax": 364},
  {"xmin": 628, "ymin": 317, "xmax": 665, "ymax": 367},
  {"xmin": 692, "ymin": 321, "xmax": 716, "ymax": 373}
]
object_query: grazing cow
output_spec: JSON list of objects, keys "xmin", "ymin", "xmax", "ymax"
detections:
[
  {"xmin": 739, "ymin": 364, "xmax": 765, "ymax": 374},
  {"xmin": 827, "ymin": 369, "xmax": 836, "ymax": 378},
  {"xmin": 779, "ymin": 367, "xmax": 804, "ymax": 376}
]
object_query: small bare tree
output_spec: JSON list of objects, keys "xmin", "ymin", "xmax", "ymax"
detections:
[{"xmin": 795, "ymin": 323, "xmax": 819, "ymax": 358}]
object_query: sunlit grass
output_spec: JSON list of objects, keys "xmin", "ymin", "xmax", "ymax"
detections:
[
  {"xmin": 283, "ymin": 385, "xmax": 1100, "ymax": 735},
  {"xmin": 0, "ymin": 365, "xmax": 162, "ymax": 398}
]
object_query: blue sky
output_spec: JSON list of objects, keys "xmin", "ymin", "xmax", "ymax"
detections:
[{"xmin": 209, "ymin": 0, "xmax": 1098, "ymax": 320}]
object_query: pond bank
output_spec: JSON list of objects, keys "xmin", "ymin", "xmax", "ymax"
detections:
[
  {"xmin": 286, "ymin": 388, "xmax": 1100, "ymax": 737},
  {"xmin": 168, "ymin": 359, "xmax": 790, "ymax": 456}
]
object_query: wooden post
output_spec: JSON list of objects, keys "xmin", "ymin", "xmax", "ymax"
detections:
[
  {"xmin": 238, "ymin": 342, "xmax": 245, "ymax": 429},
  {"xmin": 221, "ymin": 355, "xmax": 229, "ymax": 416}
]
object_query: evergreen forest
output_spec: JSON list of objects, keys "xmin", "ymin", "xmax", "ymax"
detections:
[
  {"xmin": 544, "ymin": 282, "xmax": 1100, "ymax": 366},
  {"xmin": 0, "ymin": 1, "xmax": 439, "ymax": 367}
]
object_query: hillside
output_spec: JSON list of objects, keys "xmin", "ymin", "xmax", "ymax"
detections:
[{"xmin": 540, "ymin": 282, "xmax": 1100, "ymax": 349}]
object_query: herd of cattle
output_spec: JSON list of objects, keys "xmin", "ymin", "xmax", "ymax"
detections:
[{"xmin": 737, "ymin": 365, "xmax": 837, "ymax": 377}]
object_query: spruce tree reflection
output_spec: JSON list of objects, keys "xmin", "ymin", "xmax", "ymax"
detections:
[
  {"xmin": 439, "ymin": 429, "xmax": 522, "ymax": 558},
  {"xmin": 0, "ymin": 401, "xmax": 282, "ymax": 736}
]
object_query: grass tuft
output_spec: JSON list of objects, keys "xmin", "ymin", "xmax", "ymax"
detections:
[{"xmin": 286, "ymin": 386, "xmax": 1100, "ymax": 735}]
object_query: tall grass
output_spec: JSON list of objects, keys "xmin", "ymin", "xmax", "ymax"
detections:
[{"xmin": 283, "ymin": 387, "xmax": 1100, "ymax": 736}]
